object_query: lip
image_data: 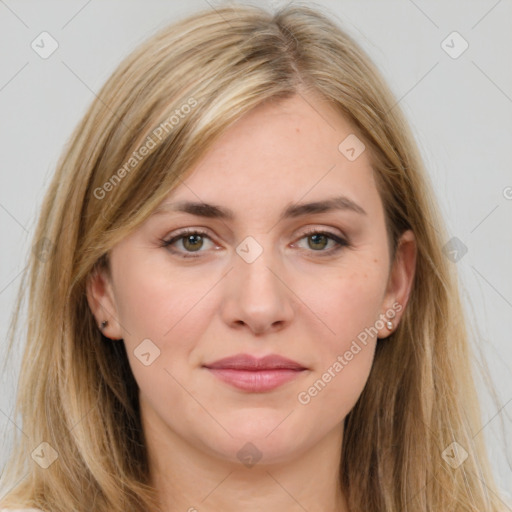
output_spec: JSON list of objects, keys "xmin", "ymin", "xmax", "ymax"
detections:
[
  {"xmin": 203, "ymin": 353, "xmax": 307, "ymax": 392},
  {"xmin": 204, "ymin": 353, "xmax": 306, "ymax": 371}
]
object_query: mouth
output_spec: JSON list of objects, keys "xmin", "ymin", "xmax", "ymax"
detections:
[{"xmin": 203, "ymin": 353, "xmax": 308, "ymax": 392}]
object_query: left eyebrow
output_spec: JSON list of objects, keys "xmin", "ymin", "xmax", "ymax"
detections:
[{"xmin": 151, "ymin": 195, "xmax": 367, "ymax": 221}]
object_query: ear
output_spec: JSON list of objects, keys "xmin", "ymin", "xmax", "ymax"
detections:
[
  {"xmin": 377, "ymin": 229, "xmax": 417, "ymax": 338},
  {"xmin": 86, "ymin": 261, "xmax": 124, "ymax": 340}
]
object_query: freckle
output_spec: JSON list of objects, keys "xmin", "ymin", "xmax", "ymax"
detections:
[{"xmin": 373, "ymin": 259, "xmax": 378, "ymax": 263}]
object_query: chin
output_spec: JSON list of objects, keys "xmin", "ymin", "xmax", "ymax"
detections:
[{"xmin": 197, "ymin": 417, "xmax": 313, "ymax": 467}]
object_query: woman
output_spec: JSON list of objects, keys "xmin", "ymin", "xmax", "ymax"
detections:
[{"xmin": 0, "ymin": 3, "xmax": 508, "ymax": 511}]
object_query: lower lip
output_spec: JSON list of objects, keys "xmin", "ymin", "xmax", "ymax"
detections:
[{"xmin": 206, "ymin": 368, "xmax": 305, "ymax": 392}]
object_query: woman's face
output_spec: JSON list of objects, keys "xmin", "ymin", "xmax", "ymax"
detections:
[{"xmin": 88, "ymin": 92, "xmax": 416, "ymax": 467}]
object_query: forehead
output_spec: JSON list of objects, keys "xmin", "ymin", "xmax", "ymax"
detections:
[{"xmin": 156, "ymin": 93, "xmax": 380, "ymax": 221}]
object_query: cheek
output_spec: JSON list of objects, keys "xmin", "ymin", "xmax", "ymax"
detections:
[
  {"xmin": 297, "ymin": 341, "xmax": 376, "ymax": 425},
  {"xmin": 113, "ymin": 259, "xmax": 213, "ymax": 340},
  {"xmin": 111, "ymin": 259, "xmax": 217, "ymax": 385},
  {"xmin": 302, "ymin": 261, "xmax": 387, "ymax": 350},
  {"xmin": 294, "ymin": 264, "xmax": 386, "ymax": 413}
]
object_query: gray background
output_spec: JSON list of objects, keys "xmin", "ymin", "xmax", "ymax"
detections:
[{"xmin": 1, "ymin": 0, "xmax": 511, "ymax": 500}]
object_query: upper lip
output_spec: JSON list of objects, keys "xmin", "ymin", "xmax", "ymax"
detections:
[{"xmin": 203, "ymin": 353, "xmax": 307, "ymax": 371}]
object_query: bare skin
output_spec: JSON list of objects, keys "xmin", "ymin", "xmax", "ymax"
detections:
[{"xmin": 87, "ymin": 91, "xmax": 416, "ymax": 512}]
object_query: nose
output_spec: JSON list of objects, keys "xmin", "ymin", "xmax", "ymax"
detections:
[{"xmin": 220, "ymin": 239, "xmax": 296, "ymax": 336}]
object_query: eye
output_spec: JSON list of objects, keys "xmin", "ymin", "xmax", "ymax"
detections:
[
  {"xmin": 160, "ymin": 227, "xmax": 350, "ymax": 259},
  {"xmin": 160, "ymin": 229, "xmax": 216, "ymax": 258},
  {"xmin": 292, "ymin": 228, "xmax": 349, "ymax": 256}
]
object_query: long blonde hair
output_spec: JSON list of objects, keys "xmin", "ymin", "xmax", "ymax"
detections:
[{"xmin": 1, "ymin": 2, "xmax": 506, "ymax": 511}]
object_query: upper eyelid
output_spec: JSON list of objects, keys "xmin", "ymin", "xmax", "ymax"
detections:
[{"xmin": 165, "ymin": 226, "xmax": 346, "ymax": 243}]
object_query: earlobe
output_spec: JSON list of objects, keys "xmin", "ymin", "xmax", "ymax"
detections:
[{"xmin": 85, "ymin": 263, "xmax": 123, "ymax": 340}]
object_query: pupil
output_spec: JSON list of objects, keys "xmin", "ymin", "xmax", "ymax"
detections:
[
  {"xmin": 309, "ymin": 234, "xmax": 326, "ymax": 250},
  {"xmin": 185, "ymin": 234, "xmax": 202, "ymax": 251}
]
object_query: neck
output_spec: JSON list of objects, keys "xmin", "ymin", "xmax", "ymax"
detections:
[{"xmin": 142, "ymin": 403, "xmax": 349, "ymax": 512}]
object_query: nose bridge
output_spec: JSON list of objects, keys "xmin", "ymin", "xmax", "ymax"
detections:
[
  {"xmin": 235, "ymin": 233, "xmax": 281, "ymax": 294},
  {"xmin": 223, "ymin": 233, "xmax": 294, "ymax": 333}
]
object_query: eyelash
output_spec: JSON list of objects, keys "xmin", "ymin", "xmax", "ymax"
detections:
[{"xmin": 159, "ymin": 228, "xmax": 349, "ymax": 259}]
